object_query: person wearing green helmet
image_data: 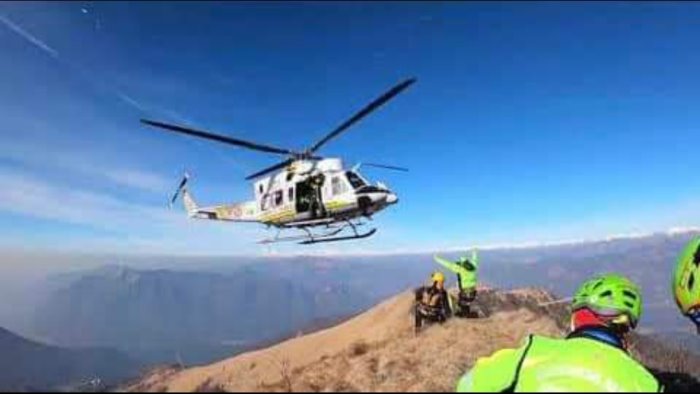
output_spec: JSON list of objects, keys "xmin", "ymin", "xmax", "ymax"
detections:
[
  {"xmin": 455, "ymin": 273, "xmax": 662, "ymax": 392},
  {"xmin": 434, "ymin": 249, "xmax": 479, "ymax": 318},
  {"xmin": 673, "ymin": 236, "xmax": 700, "ymax": 334}
]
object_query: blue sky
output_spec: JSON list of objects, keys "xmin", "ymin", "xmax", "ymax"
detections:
[{"xmin": 2, "ymin": 1, "xmax": 700, "ymax": 255}]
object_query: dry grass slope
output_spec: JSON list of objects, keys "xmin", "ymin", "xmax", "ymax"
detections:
[{"xmin": 123, "ymin": 287, "xmax": 700, "ymax": 392}]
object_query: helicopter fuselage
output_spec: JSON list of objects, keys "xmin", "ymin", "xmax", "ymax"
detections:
[
  {"xmin": 178, "ymin": 158, "xmax": 397, "ymax": 228},
  {"xmin": 253, "ymin": 158, "xmax": 398, "ymax": 227}
]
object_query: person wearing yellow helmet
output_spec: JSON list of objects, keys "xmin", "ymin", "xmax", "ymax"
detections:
[
  {"xmin": 673, "ymin": 237, "xmax": 700, "ymax": 334},
  {"xmin": 455, "ymin": 273, "xmax": 662, "ymax": 392},
  {"xmin": 432, "ymin": 271, "xmax": 446, "ymax": 284},
  {"xmin": 414, "ymin": 270, "xmax": 452, "ymax": 333}
]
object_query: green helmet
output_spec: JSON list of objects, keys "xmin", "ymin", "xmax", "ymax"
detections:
[
  {"xmin": 572, "ymin": 274, "xmax": 643, "ymax": 328},
  {"xmin": 673, "ymin": 237, "xmax": 700, "ymax": 316},
  {"xmin": 457, "ymin": 250, "xmax": 478, "ymax": 271}
]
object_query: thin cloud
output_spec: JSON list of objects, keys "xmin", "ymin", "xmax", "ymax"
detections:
[
  {"xmin": 0, "ymin": 139, "xmax": 170, "ymax": 194},
  {"xmin": 101, "ymin": 168, "xmax": 171, "ymax": 194},
  {"xmin": 0, "ymin": 167, "xmax": 178, "ymax": 232},
  {"xmin": 0, "ymin": 14, "xmax": 59, "ymax": 59},
  {"xmin": 0, "ymin": 166, "xmax": 263, "ymax": 254}
]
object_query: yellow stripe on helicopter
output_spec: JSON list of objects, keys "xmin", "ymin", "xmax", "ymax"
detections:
[
  {"xmin": 261, "ymin": 209, "xmax": 296, "ymax": 223},
  {"xmin": 260, "ymin": 201, "xmax": 351, "ymax": 224},
  {"xmin": 325, "ymin": 200, "xmax": 352, "ymax": 210}
]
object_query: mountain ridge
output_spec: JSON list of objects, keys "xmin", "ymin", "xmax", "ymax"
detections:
[
  {"xmin": 0, "ymin": 325, "xmax": 139, "ymax": 391},
  {"xmin": 124, "ymin": 286, "xmax": 699, "ymax": 392},
  {"xmin": 33, "ymin": 265, "xmax": 373, "ymax": 366}
]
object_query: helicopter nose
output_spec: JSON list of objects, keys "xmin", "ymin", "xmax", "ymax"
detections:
[{"xmin": 386, "ymin": 193, "xmax": 398, "ymax": 205}]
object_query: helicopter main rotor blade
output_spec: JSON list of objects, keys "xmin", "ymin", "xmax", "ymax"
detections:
[
  {"xmin": 307, "ymin": 77, "xmax": 416, "ymax": 154},
  {"xmin": 245, "ymin": 158, "xmax": 294, "ymax": 180},
  {"xmin": 141, "ymin": 119, "xmax": 295, "ymax": 156},
  {"xmin": 362, "ymin": 163, "xmax": 409, "ymax": 172}
]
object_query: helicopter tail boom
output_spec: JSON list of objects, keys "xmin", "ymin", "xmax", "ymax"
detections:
[{"xmin": 170, "ymin": 173, "xmax": 258, "ymax": 222}]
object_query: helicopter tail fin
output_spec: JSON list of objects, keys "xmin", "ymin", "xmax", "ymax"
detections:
[{"xmin": 181, "ymin": 188, "xmax": 199, "ymax": 217}]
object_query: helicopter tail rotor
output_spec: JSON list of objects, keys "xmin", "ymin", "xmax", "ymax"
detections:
[{"xmin": 169, "ymin": 172, "xmax": 190, "ymax": 208}]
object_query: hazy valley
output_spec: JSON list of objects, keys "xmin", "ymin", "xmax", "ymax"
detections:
[{"xmin": 1, "ymin": 229, "xmax": 698, "ymax": 390}]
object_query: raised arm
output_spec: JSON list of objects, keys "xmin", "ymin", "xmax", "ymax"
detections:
[{"xmin": 434, "ymin": 255, "xmax": 460, "ymax": 274}]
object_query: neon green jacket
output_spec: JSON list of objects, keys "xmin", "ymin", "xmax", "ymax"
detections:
[
  {"xmin": 434, "ymin": 251, "xmax": 479, "ymax": 291},
  {"xmin": 456, "ymin": 334, "xmax": 662, "ymax": 392}
]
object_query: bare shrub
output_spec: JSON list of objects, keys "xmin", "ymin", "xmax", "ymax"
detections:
[
  {"xmin": 267, "ymin": 354, "xmax": 294, "ymax": 392},
  {"xmin": 194, "ymin": 378, "xmax": 226, "ymax": 392},
  {"xmin": 331, "ymin": 380, "xmax": 359, "ymax": 392},
  {"xmin": 349, "ymin": 340, "xmax": 370, "ymax": 357}
]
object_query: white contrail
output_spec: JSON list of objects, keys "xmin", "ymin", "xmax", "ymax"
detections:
[
  {"xmin": 0, "ymin": 14, "xmax": 59, "ymax": 59},
  {"xmin": 116, "ymin": 90, "xmax": 147, "ymax": 112},
  {"xmin": 0, "ymin": 13, "xmax": 148, "ymax": 113}
]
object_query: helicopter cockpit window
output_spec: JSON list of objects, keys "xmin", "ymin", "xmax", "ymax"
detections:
[
  {"xmin": 261, "ymin": 194, "xmax": 270, "ymax": 211},
  {"xmin": 346, "ymin": 171, "xmax": 367, "ymax": 190}
]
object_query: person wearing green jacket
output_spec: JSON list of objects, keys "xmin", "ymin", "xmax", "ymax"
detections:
[
  {"xmin": 456, "ymin": 273, "xmax": 662, "ymax": 392},
  {"xmin": 673, "ymin": 236, "xmax": 700, "ymax": 334},
  {"xmin": 434, "ymin": 250, "xmax": 479, "ymax": 318}
]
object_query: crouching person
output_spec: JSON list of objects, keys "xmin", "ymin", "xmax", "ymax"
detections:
[{"xmin": 414, "ymin": 271, "xmax": 452, "ymax": 334}]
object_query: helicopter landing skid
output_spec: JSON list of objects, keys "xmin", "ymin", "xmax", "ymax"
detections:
[
  {"xmin": 299, "ymin": 228, "xmax": 376, "ymax": 245},
  {"xmin": 257, "ymin": 227, "xmax": 344, "ymax": 245},
  {"xmin": 299, "ymin": 220, "xmax": 376, "ymax": 245},
  {"xmin": 258, "ymin": 220, "xmax": 376, "ymax": 245}
]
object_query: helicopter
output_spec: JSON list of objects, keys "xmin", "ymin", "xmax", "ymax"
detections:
[{"xmin": 141, "ymin": 77, "xmax": 416, "ymax": 245}]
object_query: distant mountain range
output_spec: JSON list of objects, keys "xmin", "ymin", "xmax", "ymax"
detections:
[
  {"xmin": 247, "ymin": 230, "xmax": 700, "ymax": 334},
  {"xmin": 7, "ymin": 228, "xmax": 697, "ymax": 390},
  {"xmin": 0, "ymin": 326, "xmax": 138, "ymax": 391},
  {"xmin": 33, "ymin": 265, "xmax": 372, "ymax": 366},
  {"xmin": 474, "ymin": 230, "xmax": 699, "ymax": 333}
]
